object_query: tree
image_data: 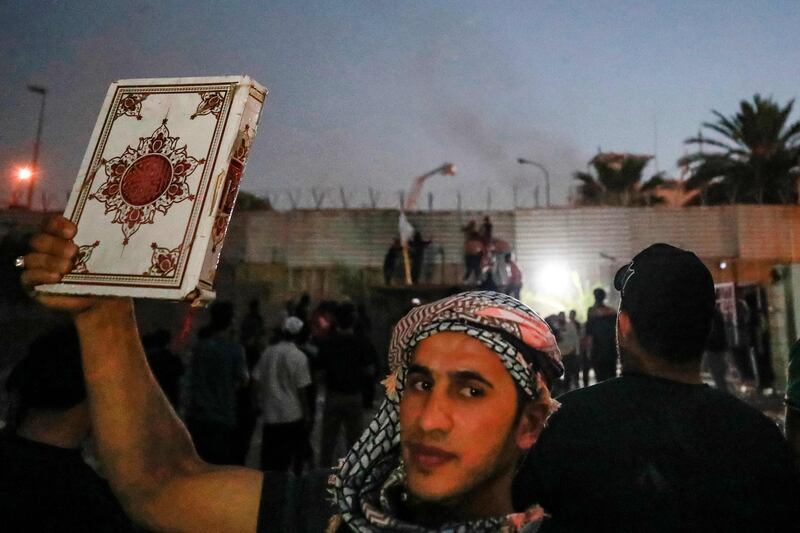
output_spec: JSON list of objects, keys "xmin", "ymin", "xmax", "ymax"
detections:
[
  {"xmin": 649, "ymin": 178, "xmax": 700, "ymax": 208},
  {"xmin": 235, "ymin": 191, "xmax": 272, "ymax": 210},
  {"xmin": 680, "ymin": 95, "xmax": 800, "ymax": 205},
  {"xmin": 573, "ymin": 152, "xmax": 665, "ymax": 206}
]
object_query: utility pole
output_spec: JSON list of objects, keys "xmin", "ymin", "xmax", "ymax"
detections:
[{"xmin": 27, "ymin": 85, "xmax": 47, "ymax": 210}]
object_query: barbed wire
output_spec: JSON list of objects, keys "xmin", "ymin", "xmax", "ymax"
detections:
[
  {"xmin": 247, "ymin": 182, "xmax": 573, "ymax": 211},
  {"xmin": 0, "ymin": 181, "xmax": 576, "ymax": 212}
]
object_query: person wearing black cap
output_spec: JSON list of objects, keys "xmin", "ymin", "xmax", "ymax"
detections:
[
  {"xmin": 0, "ymin": 325, "xmax": 135, "ymax": 532},
  {"xmin": 515, "ymin": 243, "xmax": 799, "ymax": 532}
]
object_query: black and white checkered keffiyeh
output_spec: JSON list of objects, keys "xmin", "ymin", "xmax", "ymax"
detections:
[{"xmin": 329, "ymin": 291, "xmax": 563, "ymax": 533}]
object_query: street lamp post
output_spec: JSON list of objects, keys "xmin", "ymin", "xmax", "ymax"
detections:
[
  {"xmin": 517, "ymin": 158, "xmax": 550, "ymax": 208},
  {"xmin": 9, "ymin": 167, "xmax": 33, "ymax": 208},
  {"xmin": 399, "ymin": 162, "xmax": 457, "ymax": 285},
  {"xmin": 26, "ymin": 85, "xmax": 47, "ymax": 210}
]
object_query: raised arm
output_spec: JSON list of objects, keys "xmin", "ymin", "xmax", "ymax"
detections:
[{"xmin": 22, "ymin": 216, "xmax": 263, "ymax": 532}]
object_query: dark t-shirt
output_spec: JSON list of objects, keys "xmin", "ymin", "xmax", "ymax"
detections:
[
  {"xmin": 584, "ymin": 305, "xmax": 616, "ymax": 360},
  {"xmin": 0, "ymin": 432, "xmax": 136, "ymax": 532},
  {"xmin": 319, "ymin": 333, "xmax": 371, "ymax": 395},
  {"xmin": 706, "ymin": 309, "xmax": 728, "ymax": 352},
  {"xmin": 515, "ymin": 373, "xmax": 799, "ymax": 532},
  {"xmin": 186, "ymin": 337, "xmax": 247, "ymax": 427},
  {"xmin": 257, "ymin": 469, "xmax": 337, "ymax": 533},
  {"xmin": 145, "ymin": 346, "xmax": 184, "ymax": 407}
]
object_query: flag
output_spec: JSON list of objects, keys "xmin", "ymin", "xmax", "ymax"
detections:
[{"xmin": 398, "ymin": 211, "xmax": 415, "ymax": 244}]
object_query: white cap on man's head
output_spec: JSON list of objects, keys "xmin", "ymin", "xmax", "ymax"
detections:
[{"xmin": 282, "ymin": 316, "xmax": 303, "ymax": 335}]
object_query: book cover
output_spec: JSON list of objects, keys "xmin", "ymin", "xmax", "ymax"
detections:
[{"xmin": 38, "ymin": 75, "xmax": 267, "ymax": 303}]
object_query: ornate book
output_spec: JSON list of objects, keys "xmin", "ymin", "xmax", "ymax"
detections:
[{"xmin": 38, "ymin": 75, "xmax": 266, "ymax": 303}]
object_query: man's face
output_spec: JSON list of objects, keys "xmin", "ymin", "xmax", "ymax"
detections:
[{"xmin": 399, "ymin": 331, "xmax": 528, "ymax": 504}]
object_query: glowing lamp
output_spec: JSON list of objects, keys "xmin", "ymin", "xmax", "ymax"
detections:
[
  {"xmin": 440, "ymin": 163, "xmax": 457, "ymax": 176},
  {"xmin": 535, "ymin": 262, "xmax": 572, "ymax": 297},
  {"xmin": 17, "ymin": 167, "xmax": 33, "ymax": 181}
]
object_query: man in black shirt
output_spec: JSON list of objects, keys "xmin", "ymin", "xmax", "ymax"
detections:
[
  {"xmin": 516, "ymin": 243, "xmax": 799, "ymax": 532},
  {"xmin": 142, "ymin": 328, "xmax": 184, "ymax": 408},
  {"xmin": 584, "ymin": 287, "xmax": 617, "ymax": 381},
  {"xmin": 318, "ymin": 302, "xmax": 371, "ymax": 467},
  {"xmin": 0, "ymin": 325, "xmax": 135, "ymax": 532}
]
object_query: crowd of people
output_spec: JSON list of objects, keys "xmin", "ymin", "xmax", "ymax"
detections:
[
  {"xmin": 1, "ymin": 284, "xmax": 382, "ymax": 529},
  {"xmin": 142, "ymin": 294, "xmax": 382, "ymax": 474},
  {"xmin": 704, "ymin": 294, "xmax": 777, "ymax": 396},
  {"xmin": 460, "ymin": 216, "xmax": 524, "ymax": 298},
  {"xmin": 2, "ymin": 215, "xmax": 799, "ymax": 532},
  {"xmin": 539, "ymin": 288, "xmax": 622, "ymax": 396},
  {"xmin": 382, "ymin": 216, "xmax": 524, "ymax": 297},
  {"xmin": 545, "ymin": 285, "xmax": 771, "ymax": 398}
]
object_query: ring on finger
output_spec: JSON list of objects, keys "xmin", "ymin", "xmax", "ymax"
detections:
[{"xmin": 14, "ymin": 256, "xmax": 26, "ymax": 270}]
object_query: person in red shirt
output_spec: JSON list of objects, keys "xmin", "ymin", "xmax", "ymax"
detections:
[{"xmin": 461, "ymin": 220, "xmax": 484, "ymax": 284}]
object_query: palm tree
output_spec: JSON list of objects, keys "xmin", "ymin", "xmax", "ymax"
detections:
[
  {"xmin": 573, "ymin": 152, "xmax": 665, "ymax": 206},
  {"xmin": 651, "ymin": 178, "xmax": 700, "ymax": 208},
  {"xmin": 680, "ymin": 95, "xmax": 800, "ymax": 204}
]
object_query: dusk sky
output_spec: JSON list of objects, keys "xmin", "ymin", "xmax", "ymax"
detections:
[{"xmin": 2, "ymin": 1, "xmax": 799, "ymax": 210}]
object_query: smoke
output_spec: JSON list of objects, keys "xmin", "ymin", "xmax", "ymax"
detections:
[
  {"xmin": 439, "ymin": 104, "xmax": 510, "ymax": 165},
  {"xmin": 411, "ymin": 29, "xmax": 585, "ymax": 204}
]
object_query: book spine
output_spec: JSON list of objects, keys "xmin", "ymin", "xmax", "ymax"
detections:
[{"xmin": 197, "ymin": 82, "xmax": 266, "ymax": 290}]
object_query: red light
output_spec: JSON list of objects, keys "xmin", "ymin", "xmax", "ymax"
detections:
[{"xmin": 17, "ymin": 167, "xmax": 33, "ymax": 181}]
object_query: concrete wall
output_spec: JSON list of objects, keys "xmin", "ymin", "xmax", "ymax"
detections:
[{"xmin": 239, "ymin": 209, "xmax": 513, "ymax": 269}]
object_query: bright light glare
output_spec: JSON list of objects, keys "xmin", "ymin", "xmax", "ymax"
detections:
[
  {"xmin": 16, "ymin": 167, "xmax": 33, "ymax": 181},
  {"xmin": 719, "ymin": 261, "xmax": 728, "ymax": 270},
  {"xmin": 535, "ymin": 262, "xmax": 572, "ymax": 297}
]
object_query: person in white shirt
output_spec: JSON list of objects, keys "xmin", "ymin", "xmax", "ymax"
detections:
[{"xmin": 252, "ymin": 316, "xmax": 312, "ymax": 474}]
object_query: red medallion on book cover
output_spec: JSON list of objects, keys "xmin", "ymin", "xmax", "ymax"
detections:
[{"xmin": 91, "ymin": 119, "xmax": 205, "ymax": 245}]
